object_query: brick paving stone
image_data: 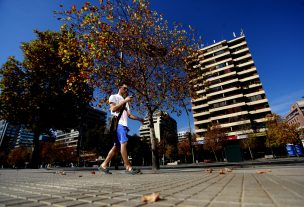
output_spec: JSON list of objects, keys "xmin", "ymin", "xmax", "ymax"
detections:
[
  {"xmin": 93, "ymin": 198, "xmax": 125, "ymax": 206},
  {"xmin": 111, "ymin": 200, "xmax": 145, "ymax": 207},
  {"xmin": 0, "ymin": 195, "xmax": 16, "ymax": 203},
  {"xmin": 209, "ymin": 201, "xmax": 241, "ymax": 207},
  {"xmin": 52, "ymin": 200, "xmax": 87, "ymax": 207},
  {"xmin": 0, "ymin": 198, "xmax": 33, "ymax": 206},
  {"xmin": 70, "ymin": 203, "xmax": 105, "ymax": 207},
  {"xmin": 77, "ymin": 196, "xmax": 106, "ymax": 203},
  {"xmin": 1, "ymin": 166, "xmax": 304, "ymax": 207},
  {"xmin": 26, "ymin": 195, "xmax": 53, "ymax": 202},
  {"xmin": 15, "ymin": 202, "xmax": 48, "ymax": 207},
  {"xmin": 39, "ymin": 198, "xmax": 74, "ymax": 205},
  {"xmin": 243, "ymin": 204, "xmax": 275, "ymax": 207}
]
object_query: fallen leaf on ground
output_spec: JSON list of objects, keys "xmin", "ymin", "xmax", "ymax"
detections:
[
  {"xmin": 224, "ymin": 168, "xmax": 232, "ymax": 172},
  {"xmin": 256, "ymin": 169, "xmax": 272, "ymax": 174},
  {"xmin": 219, "ymin": 169, "xmax": 225, "ymax": 175},
  {"xmin": 141, "ymin": 192, "xmax": 160, "ymax": 203},
  {"xmin": 205, "ymin": 168, "xmax": 213, "ymax": 173},
  {"xmin": 91, "ymin": 171, "xmax": 96, "ymax": 175},
  {"xmin": 55, "ymin": 171, "xmax": 66, "ymax": 175}
]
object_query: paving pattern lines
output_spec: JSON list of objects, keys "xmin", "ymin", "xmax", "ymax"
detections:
[
  {"xmin": 253, "ymin": 174, "xmax": 304, "ymax": 207},
  {"xmin": 1, "ymin": 167, "xmax": 304, "ymax": 207}
]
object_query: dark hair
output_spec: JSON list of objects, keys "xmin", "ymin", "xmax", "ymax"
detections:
[{"xmin": 119, "ymin": 81, "xmax": 128, "ymax": 88}]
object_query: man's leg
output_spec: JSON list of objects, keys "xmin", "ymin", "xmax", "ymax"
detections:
[
  {"xmin": 120, "ymin": 142, "xmax": 131, "ymax": 169},
  {"xmin": 101, "ymin": 146, "xmax": 117, "ymax": 169}
]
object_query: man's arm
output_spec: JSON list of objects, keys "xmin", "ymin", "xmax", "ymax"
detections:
[
  {"xmin": 110, "ymin": 96, "xmax": 132, "ymax": 112},
  {"xmin": 127, "ymin": 110, "xmax": 144, "ymax": 123}
]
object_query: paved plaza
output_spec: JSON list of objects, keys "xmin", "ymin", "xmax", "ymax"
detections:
[{"xmin": 1, "ymin": 164, "xmax": 304, "ymax": 207}]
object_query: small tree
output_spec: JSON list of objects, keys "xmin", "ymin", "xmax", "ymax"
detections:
[
  {"xmin": 7, "ymin": 147, "xmax": 32, "ymax": 168},
  {"xmin": 265, "ymin": 113, "xmax": 301, "ymax": 157},
  {"xmin": 204, "ymin": 123, "xmax": 227, "ymax": 162},
  {"xmin": 0, "ymin": 31, "xmax": 92, "ymax": 168},
  {"xmin": 178, "ymin": 139, "xmax": 191, "ymax": 163},
  {"xmin": 57, "ymin": 0, "xmax": 200, "ymax": 170},
  {"xmin": 238, "ymin": 122, "xmax": 258, "ymax": 160}
]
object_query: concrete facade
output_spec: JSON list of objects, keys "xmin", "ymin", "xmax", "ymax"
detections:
[{"xmin": 188, "ymin": 35, "xmax": 271, "ymax": 141}]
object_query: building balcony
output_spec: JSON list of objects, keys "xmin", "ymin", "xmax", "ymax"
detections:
[
  {"xmin": 248, "ymin": 83, "xmax": 262, "ymax": 88},
  {"xmin": 197, "ymin": 89, "xmax": 206, "ymax": 95},
  {"xmin": 207, "ymin": 71, "xmax": 236, "ymax": 82},
  {"xmin": 201, "ymin": 58, "xmax": 233, "ymax": 69},
  {"xmin": 195, "ymin": 136, "xmax": 205, "ymax": 141},
  {"xmin": 226, "ymin": 130, "xmax": 252, "ymax": 137},
  {"xmin": 254, "ymin": 118, "xmax": 268, "ymax": 123},
  {"xmin": 229, "ymin": 41, "xmax": 247, "ymax": 49},
  {"xmin": 233, "ymin": 54, "xmax": 251, "ymax": 62},
  {"xmin": 209, "ymin": 102, "xmax": 246, "ymax": 113},
  {"xmin": 237, "ymin": 60, "xmax": 254, "ymax": 68},
  {"xmin": 192, "ymin": 96, "xmax": 207, "ymax": 103},
  {"xmin": 192, "ymin": 64, "xmax": 201, "ymax": 69},
  {"xmin": 231, "ymin": 47, "xmax": 249, "ymax": 55},
  {"xmin": 205, "ymin": 64, "xmax": 234, "ymax": 76},
  {"xmin": 249, "ymin": 107, "xmax": 271, "ymax": 114},
  {"xmin": 203, "ymin": 45, "xmax": 229, "ymax": 57},
  {"xmin": 239, "ymin": 74, "xmax": 259, "ymax": 82},
  {"xmin": 199, "ymin": 51, "xmax": 230, "ymax": 64},
  {"xmin": 209, "ymin": 78, "xmax": 239, "ymax": 89},
  {"xmin": 192, "ymin": 103, "xmax": 208, "ymax": 110},
  {"xmin": 220, "ymin": 119, "xmax": 251, "ymax": 128},
  {"xmin": 208, "ymin": 94, "xmax": 243, "ymax": 105},
  {"xmin": 246, "ymin": 98, "xmax": 269, "ymax": 106},
  {"xmin": 193, "ymin": 111, "xmax": 210, "ymax": 117},
  {"xmin": 200, "ymin": 40, "xmax": 226, "ymax": 53},
  {"xmin": 237, "ymin": 67, "xmax": 256, "ymax": 75},
  {"xmin": 245, "ymin": 90, "xmax": 265, "ymax": 97},
  {"xmin": 206, "ymin": 86, "xmax": 240, "ymax": 98},
  {"xmin": 210, "ymin": 111, "xmax": 249, "ymax": 121},
  {"xmin": 194, "ymin": 128, "xmax": 207, "ymax": 133},
  {"xmin": 194, "ymin": 119, "xmax": 210, "ymax": 125}
]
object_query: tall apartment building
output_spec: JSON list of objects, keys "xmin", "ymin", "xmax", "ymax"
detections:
[{"xmin": 189, "ymin": 35, "xmax": 271, "ymax": 141}]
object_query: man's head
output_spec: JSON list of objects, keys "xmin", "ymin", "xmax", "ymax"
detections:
[{"xmin": 118, "ymin": 82, "xmax": 128, "ymax": 96}]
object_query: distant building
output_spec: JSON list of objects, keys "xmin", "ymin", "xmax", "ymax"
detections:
[
  {"xmin": 55, "ymin": 107, "xmax": 107, "ymax": 151},
  {"xmin": 14, "ymin": 127, "xmax": 34, "ymax": 148},
  {"xmin": 286, "ymin": 98, "xmax": 304, "ymax": 141},
  {"xmin": 0, "ymin": 120, "xmax": 20, "ymax": 152},
  {"xmin": 188, "ymin": 35, "xmax": 271, "ymax": 141},
  {"xmin": 177, "ymin": 130, "xmax": 188, "ymax": 142},
  {"xmin": 55, "ymin": 129, "xmax": 79, "ymax": 149},
  {"xmin": 139, "ymin": 111, "xmax": 178, "ymax": 144}
]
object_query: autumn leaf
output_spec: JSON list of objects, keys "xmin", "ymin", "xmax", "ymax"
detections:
[{"xmin": 141, "ymin": 192, "xmax": 160, "ymax": 203}]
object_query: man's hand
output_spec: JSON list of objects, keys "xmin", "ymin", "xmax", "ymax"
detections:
[{"xmin": 125, "ymin": 96, "xmax": 133, "ymax": 102}]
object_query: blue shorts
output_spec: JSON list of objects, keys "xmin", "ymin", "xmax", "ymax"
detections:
[{"xmin": 114, "ymin": 124, "xmax": 128, "ymax": 146}]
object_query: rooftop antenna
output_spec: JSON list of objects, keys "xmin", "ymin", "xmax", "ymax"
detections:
[
  {"xmin": 240, "ymin": 28, "xmax": 245, "ymax": 36},
  {"xmin": 233, "ymin": 32, "xmax": 236, "ymax": 38}
]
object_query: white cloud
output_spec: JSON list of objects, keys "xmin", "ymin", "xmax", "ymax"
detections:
[{"xmin": 269, "ymin": 89, "xmax": 304, "ymax": 116}]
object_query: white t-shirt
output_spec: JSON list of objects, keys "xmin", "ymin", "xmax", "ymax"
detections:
[{"xmin": 109, "ymin": 94, "xmax": 130, "ymax": 127}]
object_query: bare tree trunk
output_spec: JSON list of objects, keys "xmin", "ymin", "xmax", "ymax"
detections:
[
  {"xmin": 212, "ymin": 148, "xmax": 218, "ymax": 162},
  {"xmin": 248, "ymin": 146, "xmax": 254, "ymax": 160},
  {"xmin": 270, "ymin": 147, "xmax": 275, "ymax": 159},
  {"xmin": 148, "ymin": 111, "xmax": 159, "ymax": 171},
  {"xmin": 31, "ymin": 126, "xmax": 41, "ymax": 169}
]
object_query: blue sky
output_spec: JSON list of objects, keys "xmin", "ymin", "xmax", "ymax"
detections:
[{"xmin": 1, "ymin": 0, "xmax": 304, "ymax": 135}]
